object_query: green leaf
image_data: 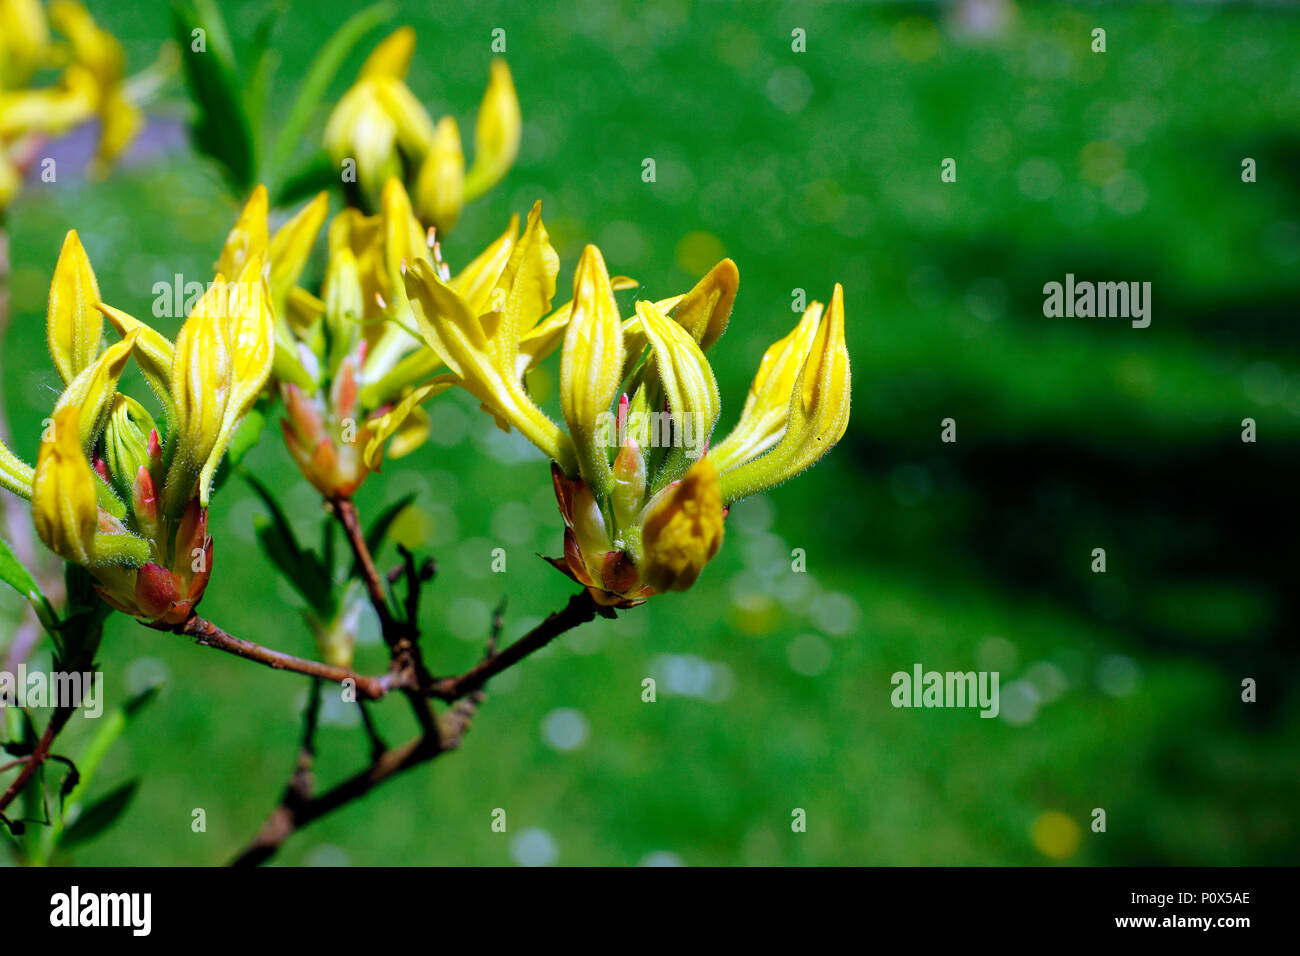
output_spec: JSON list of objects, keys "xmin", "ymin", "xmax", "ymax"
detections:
[
  {"xmin": 243, "ymin": 473, "xmax": 334, "ymax": 613},
  {"xmin": 59, "ymin": 780, "xmax": 139, "ymax": 850},
  {"xmin": 272, "ymin": 151, "xmax": 337, "ymax": 208},
  {"xmin": 244, "ymin": 1, "xmax": 287, "ymax": 132},
  {"xmin": 35, "ymin": 683, "xmax": 161, "ymax": 864},
  {"xmin": 172, "ymin": 1, "xmax": 256, "ymax": 192},
  {"xmin": 0, "ymin": 534, "xmax": 47, "ymax": 616},
  {"xmin": 355, "ymin": 492, "xmax": 418, "ymax": 577},
  {"xmin": 267, "ymin": 2, "xmax": 394, "ymax": 184}
]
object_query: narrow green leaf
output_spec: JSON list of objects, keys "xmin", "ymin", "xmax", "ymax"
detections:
[
  {"xmin": 0, "ymin": 534, "xmax": 44, "ymax": 610},
  {"xmin": 172, "ymin": 1, "xmax": 256, "ymax": 191},
  {"xmin": 60, "ymin": 780, "xmax": 139, "ymax": 850},
  {"xmin": 356, "ymin": 492, "xmax": 418, "ymax": 576},
  {"xmin": 273, "ymin": 151, "xmax": 337, "ymax": 208},
  {"xmin": 244, "ymin": 473, "xmax": 333, "ymax": 613},
  {"xmin": 268, "ymin": 2, "xmax": 395, "ymax": 183}
]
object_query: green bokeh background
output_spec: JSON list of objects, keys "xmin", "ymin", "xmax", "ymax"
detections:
[{"xmin": 2, "ymin": 0, "xmax": 1298, "ymax": 865}]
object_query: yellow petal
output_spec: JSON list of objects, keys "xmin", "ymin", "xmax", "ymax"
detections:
[
  {"xmin": 96, "ymin": 301, "xmax": 176, "ymax": 416},
  {"xmin": 0, "ymin": 0, "xmax": 50, "ymax": 88},
  {"xmin": 269, "ymin": 191, "xmax": 329, "ymax": 310},
  {"xmin": 46, "ymin": 229, "xmax": 103, "ymax": 385},
  {"xmin": 165, "ymin": 278, "xmax": 233, "ymax": 513},
  {"xmin": 639, "ymin": 456, "xmax": 724, "ymax": 593},
  {"xmin": 709, "ymin": 301, "xmax": 822, "ymax": 474},
  {"xmin": 717, "ymin": 285, "xmax": 850, "ymax": 503},
  {"xmin": 197, "ymin": 257, "xmax": 275, "ymax": 504},
  {"xmin": 53, "ymin": 328, "xmax": 139, "ymax": 451},
  {"xmin": 404, "ymin": 259, "xmax": 572, "ymax": 469},
  {"xmin": 463, "ymin": 59, "xmax": 521, "ymax": 201},
  {"xmin": 635, "ymin": 298, "xmax": 720, "ymax": 484},
  {"xmin": 216, "ymin": 185, "xmax": 269, "ymax": 279},
  {"xmin": 361, "ymin": 379, "xmax": 451, "ymax": 469},
  {"xmin": 495, "ymin": 200, "xmax": 558, "ymax": 354},
  {"xmin": 373, "ymin": 75, "xmax": 436, "ymax": 157},
  {"xmin": 561, "ymin": 245, "xmax": 624, "ymax": 495},
  {"xmin": 451, "ymin": 212, "xmax": 518, "ymax": 314},
  {"xmin": 31, "ymin": 404, "xmax": 97, "ymax": 565},
  {"xmin": 671, "ymin": 258, "xmax": 738, "ymax": 351},
  {"xmin": 358, "ymin": 27, "xmax": 415, "ymax": 80}
]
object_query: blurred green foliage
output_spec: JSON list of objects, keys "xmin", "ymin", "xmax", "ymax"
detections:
[{"xmin": 1, "ymin": 0, "xmax": 1298, "ymax": 865}]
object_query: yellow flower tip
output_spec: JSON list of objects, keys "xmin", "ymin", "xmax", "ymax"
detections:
[
  {"xmin": 561, "ymin": 244, "xmax": 624, "ymax": 496},
  {"xmin": 217, "ymin": 185, "xmax": 270, "ymax": 279},
  {"xmin": 464, "ymin": 58, "xmax": 522, "ymax": 202},
  {"xmin": 802, "ymin": 282, "xmax": 850, "ymax": 423},
  {"xmin": 639, "ymin": 457, "xmax": 725, "ymax": 593},
  {"xmin": 674, "ymin": 257, "xmax": 739, "ymax": 350},
  {"xmin": 31, "ymin": 404, "xmax": 98, "ymax": 565},
  {"xmin": 360, "ymin": 26, "xmax": 416, "ymax": 81},
  {"xmin": 47, "ymin": 228, "xmax": 103, "ymax": 385}
]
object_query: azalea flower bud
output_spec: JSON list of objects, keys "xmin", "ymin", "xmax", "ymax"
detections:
[
  {"xmin": 715, "ymin": 285, "xmax": 850, "ymax": 504},
  {"xmin": 31, "ymin": 405, "xmax": 98, "ymax": 565},
  {"xmin": 46, "ymin": 229, "xmax": 103, "ymax": 385},
  {"xmin": 464, "ymin": 59, "xmax": 521, "ymax": 201},
  {"xmin": 415, "ymin": 116, "xmax": 465, "ymax": 235},
  {"xmin": 103, "ymin": 393, "xmax": 156, "ymax": 500},
  {"xmin": 561, "ymin": 244, "xmax": 625, "ymax": 497},
  {"xmin": 640, "ymin": 457, "xmax": 725, "ymax": 593}
]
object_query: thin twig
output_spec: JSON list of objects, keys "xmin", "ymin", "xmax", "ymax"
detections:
[
  {"xmin": 0, "ymin": 704, "xmax": 74, "ymax": 817},
  {"xmin": 427, "ymin": 590, "xmax": 601, "ymax": 701},
  {"xmin": 176, "ymin": 615, "xmax": 402, "ymax": 700},
  {"xmin": 328, "ymin": 497, "xmax": 439, "ymax": 741},
  {"xmin": 228, "ymin": 590, "xmax": 602, "ymax": 865}
]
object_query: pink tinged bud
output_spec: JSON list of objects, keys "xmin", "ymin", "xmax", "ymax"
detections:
[
  {"xmin": 148, "ymin": 428, "xmax": 162, "ymax": 467},
  {"xmin": 310, "ymin": 437, "xmax": 340, "ymax": 480},
  {"xmin": 611, "ymin": 437, "xmax": 646, "ymax": 530},
  {"xmin": 132, "ymin": 465, "xmax": 160, "ymax": 539},
  {"xmin": 285, "ymin": 384, "xmax": 327, "ymax": 445},
  {"xmin": 173, "ymin": 500, "xmax": 209, "ymax": 570},
  {"xmin": 617, "ymin": 393, "xmax": 629, "ymax": 436},
  {"xmin": 93, "ymin": 456, "xmax": 110, "ymax": 483},
  {"xmin": 332, "ymin": 356, "xmax": 360, "ymax": 421},
  {"xmin": 134, "ymin": 562, "xmax": 180, "ymax": 621}
]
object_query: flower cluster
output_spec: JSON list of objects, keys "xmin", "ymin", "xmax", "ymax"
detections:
[
  {"xmin": 0, "ymin": 0, "xmax": 141, "ymax": 207},
  {"xmin": 361, "ymin": 203, "xmax": 851, "ymax": 607},
  {"xmin": 324, "ymin": 27, "xmax": 520, "ymax": 234},
  {"xmin": 0, "ymin": 210, "xmax": 275, "ymax": 625}
]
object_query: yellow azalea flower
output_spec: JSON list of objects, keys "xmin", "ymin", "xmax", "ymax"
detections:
[
  {"xmin": 165, "ymin": 254, "xmax": 274, "ymax": 514},
  {"xmin": 47, "ymin": 0, "xmax": 141, "ymax": 173},
  {"xmin": 10, "ymin": 219, "xmax": 277, "ymax": 624},
  {"xmin": 640, "ymin": 456, "xmax": 725, "ymax": 592},
  {"xmin": 461, "ymin": 59, "xmax": 521, "ymax": 203},
  {"xmin": 324, "ymin": 27, "xmax": 519, "ymax": 231},
  {"xmin": 0, "ymin": 0, "xmax": 141, "ymax": 207},
  {"xmin": 31, "ymin": 405, "xmax": 100, "ymax": 565},
  {"xmin": 45, "ymin": 228, "xmax": 103, "ymax": 385},
  {"xmin": 398, "ymin": 221, "xmax": 850, "ymax": 605},
  {"xmin": 711, "ymin": 285, "xmax": 851, "ymax": 504},
  {"xmin": 0, "ymin": 0, "xmax": 50, "ymax": 89}
]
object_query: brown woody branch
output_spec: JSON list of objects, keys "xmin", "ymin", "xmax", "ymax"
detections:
[
  {"xmin": 228, "ymin": 589, "xmax": 600, "ymax": 865},
  {"xmin": 176, "ymin": 615, "xmax": 401, "ymax": 700}
]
